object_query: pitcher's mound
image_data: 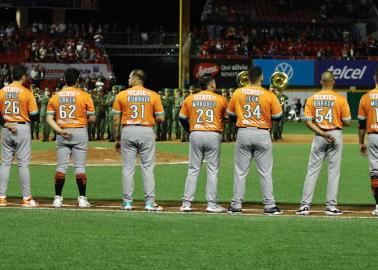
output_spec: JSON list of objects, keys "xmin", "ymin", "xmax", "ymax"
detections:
[{"xmin": 31, "ymin": 147, "xmax": 188, "ymax": 166}]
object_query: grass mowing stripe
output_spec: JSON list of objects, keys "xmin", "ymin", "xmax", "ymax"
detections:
[{"xmin": 0, "ymin": 208, "xmax": 377, "ymax": 270}]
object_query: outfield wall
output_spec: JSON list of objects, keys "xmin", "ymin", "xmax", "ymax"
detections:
[{"xmin": 190, "ymin": 58, "xmax": 377, "ymax": 89}]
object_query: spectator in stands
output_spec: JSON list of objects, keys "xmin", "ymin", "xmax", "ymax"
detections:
[
  {"xmin": 93, "ymin": 32, "xmax": 103, "ymax": 48},
  {"xmin": 30, "ymin": 65, "xmax": 44, "ymax": 87}
]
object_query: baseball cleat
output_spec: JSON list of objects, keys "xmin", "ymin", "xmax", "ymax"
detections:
[
  {"xmin": 145, "ymin": 202, "xmax": 163, "ymax": 212},
  {"xmin": 122, "ymin": 201, "xmax": 133, "ymax": 211},
  {"xmin": 0, "ymin": 196, "xmax": 7, "ymax": 207},
  {"xmin": 52, "ymin": 196, "xmax": 63, "ymax": 208},
  {"xmin": 206, "ymin": 205, "xmax": 226, "ymax": 213},
  {"xmin": 372, "ymin": 207, "xmax": 378, "ymax": 216},
  {"xmin": 325, "ymin": 207, "xmax": 343, "ymax": 216},
  {"xmin": 264, "ymin": 206, "xmax": 283, "ymax": 215},
  {"xmin": 180, "ymin": 204, "xmax": 192, "ymax": 212},
  {"xmin": 227, "ymin": 206, "xmax": 242, "ymax": 214},
  {"xmin": 21, "ymin": 196, "xmax": 38, "ymax": 208},
  {"xmin": 296, "ymin": 205, "xmax": 310, "ymax": 215},
  {"xmin": 78, "ymin": 196, "xmax": 91, "ymax": 208}
]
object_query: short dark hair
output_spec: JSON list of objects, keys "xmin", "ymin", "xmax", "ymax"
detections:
[
  {"xmin": 11, "ymin": 65, "xmax": 27, "ymax": 81},
  {"xmin": 64, "ymin": 68, "xmax": 80, "ymax": 86},
  {"xmin": 131, "ymin": 69, "xmax": 146, "ymax": 83},
  {"xmin": 199, "ymin": 74, "xmax": 214, "ymax": 90},
  {"xmin": 248, "ymin": 66, "xmax": 263, "ymax": 84}
]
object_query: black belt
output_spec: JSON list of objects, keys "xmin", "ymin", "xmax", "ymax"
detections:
[
  {"xmin": 238, "ymin": 126, "xmax": 270, "ymax": 130},
  {"xmin": 6, "ymin": 121, "xmax": 27, "ymax": 124},
  {"xmin": 320, "ymin": 127, "xmax": 341, "ymax": 131}
]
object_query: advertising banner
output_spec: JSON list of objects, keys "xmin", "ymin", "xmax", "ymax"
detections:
[
  {"xmin": 316, "ymin": 60, "xmax": 376, "ymax": 86},
  {"xmin": 24, "ymin": 63, "xmax": 111, "ymax": 79},
  {"xmin": 253, "ymin": 59, "xmax": 315, "ymax": 86},
  {"xmin": 190, "ymin": 59, "xmax": 249, "ymax": 88}
]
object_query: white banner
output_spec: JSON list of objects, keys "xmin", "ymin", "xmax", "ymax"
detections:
[{"xmin": 24, "ymin": 63, "xmax": 110, "ymax": 79}]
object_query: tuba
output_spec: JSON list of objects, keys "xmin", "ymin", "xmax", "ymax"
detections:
[
  {"xmin": 236, "ymin": 71, "xmax": 249, "ymax": 87},
  {"xmin": 270, "ymin": 72, "xmax": 289, "ymax": 91}
]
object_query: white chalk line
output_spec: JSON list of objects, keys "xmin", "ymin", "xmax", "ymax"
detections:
[{"xmin": 1, "ymin": 204, "xmax": 377, "ymax": 220}]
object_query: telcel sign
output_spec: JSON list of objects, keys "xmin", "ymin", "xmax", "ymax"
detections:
[
  {"xmin": 316, "ymin": 61, "xmax": 375, "ymax": 86},
  {"xmin": 328, "ymin": 65, "xmax": 366, "ymax": 80}
]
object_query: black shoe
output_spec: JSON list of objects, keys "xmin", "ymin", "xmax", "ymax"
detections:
[
  {"xmin": 264, "ymin": 207, "xmax": 283, "ymax": 215},
  {"xmin": 227, "ymin": 206, "xmax": 242, "ymax": 214}
]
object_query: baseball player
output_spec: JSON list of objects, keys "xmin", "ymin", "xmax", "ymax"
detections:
[
  {"xmin": 0, "ymin": 65, "xmax": 39, "ymax": 207},
  {"xmin": 179, "ymin": 74, "xmax": 228, "ymax": 213},
  {"xmin": 296, "ymin": 71, "xmax": 351, "ymax": 216},
  {"xmin": 357, "ymin": 66, "xmax": 378, "ymax": 216},
  {"xmin": 46, "ymin": 68, "xmax": 96, "ymax": 208},
  {"xmin": 227, "ymin": 66, "xmax": 283, "ymax": 215},
  {"xmin": 112, "ymin": 69, "xmax": 165, "ymax": 211}
]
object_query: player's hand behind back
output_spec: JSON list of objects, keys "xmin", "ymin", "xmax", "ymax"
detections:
[
  {"xmin": 59, "ymin": 130, "xmax": 72, "ymax": 139},
  {"xmin": 4, "ymin": 123, "xmax": 17, "ymax": 133},
  {"xmin": 324, "ymin": 134, "xmax": 336, "ymax": 145}
]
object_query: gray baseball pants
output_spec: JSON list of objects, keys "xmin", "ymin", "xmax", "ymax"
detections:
[
  {"xmin": 0, "ymin": 124, "xmax": 32, "ymax": 198},
  {"xmin": 182, "ymin": 131, "xmax": 222, "ymax": 207},
  {"xmin": 300, "ymin": 130, "xmax": 343, "ymax": 207},
  {"xmin": 121, "ymin": 126, "xmax": 156, "ymax": 204},
  {"xmin": 231, "ymin": 127, "xmax": 277, "ymax": 209},
  {"xmin": 367, "ymin": 134, "xmax": 378, "ymax": 178},
  {"xmin": 56, "ymin": 127, "xmax": 88, "ymax": 175}
]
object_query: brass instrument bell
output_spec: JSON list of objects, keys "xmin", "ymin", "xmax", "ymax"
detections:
[
  {"xmin": 270, "ymin": 72, "xmax": 289, "ymax": 91},
  {"xmin": 236, "ymin": 71, "xmax": 249, "ymax": 87}
]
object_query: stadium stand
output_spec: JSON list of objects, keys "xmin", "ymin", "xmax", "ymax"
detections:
[
  {"xmin": 0, "ymin": 21, "xmax": 113, "ymax": 91},
  {"xmin": 193, "ymin": 0, "xmax": 378, "ymax": 59}
]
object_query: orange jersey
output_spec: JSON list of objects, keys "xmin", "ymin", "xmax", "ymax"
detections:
[
  {"xmin": 304, "ymin": 90, "xmax": 351, "ymax": 129},
  {"xmin": 358, "ymin": 88, "xmax": 378, "ymax": 133},
  {"xmin": 179, "ymin": 90, "xmax": 228, "ymax": 132},
  {"xmin": 46, "ymin": 87, "xmax": 95, "ymax": 128},
  {"xmin": 0, "ymin": 82, "xmax": 38, "ymax": 122},
  {"xmin": 227, "ymin": 85, "xmax": 282, "ymax": 128},
  {"xmin": 112, "ymin": 85, "xmax": 164, "ymax": 126}
]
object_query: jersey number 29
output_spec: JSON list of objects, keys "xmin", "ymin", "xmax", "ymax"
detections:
[{"xmin": 196, "ymin": 109, "xmax": 214, "ymax": 123}]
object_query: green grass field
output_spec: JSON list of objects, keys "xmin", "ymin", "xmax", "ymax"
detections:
[{"xmin": 2, "ymin": 121, "xmax": 377, "ymax": 269}]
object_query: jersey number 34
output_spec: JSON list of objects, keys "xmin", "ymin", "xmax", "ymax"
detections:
[{"xmin": 243, "ymin": 104, "xmax": 261, "ymax": 119}]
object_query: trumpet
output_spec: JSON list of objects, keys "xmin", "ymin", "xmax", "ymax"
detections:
[{"xmin": 270, "ymin": 72, "xmax": 289, "ymax": 91}]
